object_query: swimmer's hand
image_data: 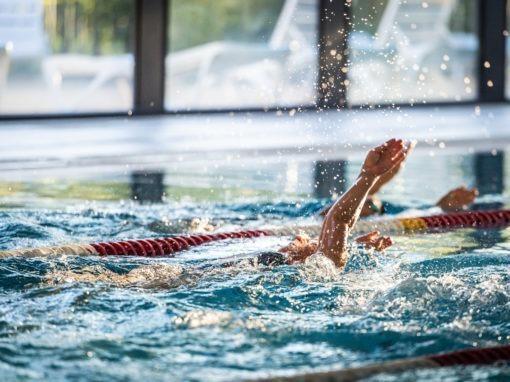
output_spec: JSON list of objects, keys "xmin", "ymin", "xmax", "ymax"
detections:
[
  {"xmin": 318, "ymin": 139, "xmax": 411, "ymax": 218},
  {"xmin": 436, "ymin": 186, "xmax": 479, "ymax": 212},
  {"xmin": 369, "ymin": 140, "xmax": 416, "ymax": 196},
  {"xmin": 279, "ymin": 235, "xmax": 318, "ymax": 264},
  {"xmin": 355, "ymin": 231, "xmax": 393, "ymax": 251},
  {"xmin": 361, "ymin": 139, "xmax": 407, "ymax": 178}
]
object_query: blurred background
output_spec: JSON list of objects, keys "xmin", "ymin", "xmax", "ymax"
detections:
[
  {"xmin": 0, "ymin": 0, "xmax": 486, "ymax": 113},
  {"xmin": 0, "ymin": 0, "xmax": 508, "ymax": 204}
]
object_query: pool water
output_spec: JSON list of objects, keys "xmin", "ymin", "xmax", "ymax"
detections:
[{"xmin": 1, "ymin": 150, "xmax": 510, "ymax": 381}]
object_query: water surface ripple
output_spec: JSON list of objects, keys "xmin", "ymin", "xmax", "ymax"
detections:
[{"xmin": 0, "ymin": 200, "xmax": 509, "ymax": 381}]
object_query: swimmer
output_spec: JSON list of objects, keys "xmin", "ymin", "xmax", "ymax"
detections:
[
  {"xmin": 48, "ymin": 140, "xmax": 406, "ymax": 285},
  {"xmin": 320, "ymin": 141, "xmax": 479, "ymax": 217},
  {"xmin": 258, "ymin": 138, "xmax": 409, "ymax": 269}
]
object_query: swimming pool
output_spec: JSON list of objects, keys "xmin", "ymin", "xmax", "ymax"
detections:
[{"xmin": 0, "ymin": 150, "xmax": 509, "ymax": 381}]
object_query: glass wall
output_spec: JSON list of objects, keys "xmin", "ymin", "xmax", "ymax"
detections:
[
  {"xmin": 165, "ymin": 0, "xmax": 318, "ymax": 110},
  {"xmin": 0, "ymin": 1, "xmax": 505, "ymax": 116},
  {"xmin": 348, "ymin": 0, "xmax": 478, "ymax": 105},
  {"xmin": 0, "ymin": 0, "xmax": 134, "ymax": 114},
  {"xmin": 507, "ymin": 0, "xmax": 510, "ymax": 99}
]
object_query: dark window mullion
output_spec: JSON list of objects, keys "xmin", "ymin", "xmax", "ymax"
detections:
[
  {"xmin": 317, "ymin": 0, "xmax": 350, "ymax": 109},
  {"xmin": 479, "ymin": 0, "xmax": 506, "ymax": 102},
  {"xmin": 134, "ymin": 0, "xmax": 167, "ymax": 114}
]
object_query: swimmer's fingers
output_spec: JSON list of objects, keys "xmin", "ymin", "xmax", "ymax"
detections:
[
  {"xmin": 362, "ymin": 139, "xmax": 406, "ymax": 176},
  {"xmin": 405, "ymin": 140, "xmax": 417, "ymax": 155},
  {"xmin": 379, "ymin": 144, "xmax": 407, "ymax": 173},
  {"xmin": 295, "ymin": 235, "xmax": 311, "ymax": 243},
  {"xmin": 391, "ymin": 149, "xmax": 407, "ymax": 168},
  {"xmin": 355, "ymin": 231, "xmax": 380, "ymax": 243},
  {"xmin": 461, "ymin": 187, "xmax": 478, "ymax": 204},
  {"xmin": 370, "ymin": 147, "xmax": 406, "ymax": 176},
  {"xmin": 378, "ymin": 236, "xmax": 393, "ymax": 251},
  {"xmin": 358, "ymin": 235, "xmax": 392, "ymax": 251},
  {"xmin": 373, "ymin": 138, "xmax": 397, "ymax": 152},
  {"xmin": 398, "ymin": 140, "xmax": 416, "ymax": 168},
  {"xmin": 437, "ymin": 186, "xmax": 478, "ymax": 211},
  {"xmin": 453, "ymin": 186, "xmax": 478, "ymax": 203},
  {"xmin": 279, "ymin": 236, "xmax": 304, "ymax": 252}
]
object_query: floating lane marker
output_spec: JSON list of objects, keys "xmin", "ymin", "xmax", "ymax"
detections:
[
  {"xmin": 0, "ymin": 230, "xmax": 270, "ymax": 258},
  {"xmin": 250, "ymin": 344, "xmax": 510, "ymax": 382},
  {"xmin": 0, "ymin": 244, "xmax": 98, "ymax": 258},
  {"xmin": 1, "ymin": 210, "xmax": 510, "ymax": 258}
]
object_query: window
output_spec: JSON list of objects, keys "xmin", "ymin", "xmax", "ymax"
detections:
[
  {"xmin": 166, "ymin": 0, "xmax": 318, "ymax": 110},
  {"xmin": 0, "ymin": 0, "xmax": 134, "ymax": 114},
  {"xmin": 506, "ymin": 1, "xmax": 510, "ymax": 99},
  {"xmin": 348, "ymin": 0, "xmax": 478, "ymax": 105}
]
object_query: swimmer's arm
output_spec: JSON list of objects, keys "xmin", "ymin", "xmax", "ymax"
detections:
[
  {"xmin": 319, "ymin": 175, "xmax": 381, "ymax": 219},
  {"xmin": 318, "ymin": 141, "xmax": 415, "ymax": 218},
  {"xmin": 318, "ymin": 173, "xmax": 378, "ymax": 267},
  {"xmin": 319, "ymin": 139, "xmax": 407, "ymax": 268},
  {"xmin": 323, "ymin": 173, "xmax": 379, "ymax": 230}
]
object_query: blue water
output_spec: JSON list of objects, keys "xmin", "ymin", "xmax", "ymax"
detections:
[{"xmin": 0, "ymin": 198, "xmax": 510, "ymax": 381}]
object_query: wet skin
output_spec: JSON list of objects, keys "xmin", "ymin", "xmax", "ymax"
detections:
[{"xmin": 282, "ymin": 139, "xmax": 407, "ymax": 269}]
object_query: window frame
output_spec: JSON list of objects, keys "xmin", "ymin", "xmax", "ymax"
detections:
[
  {"xmin": 0, "ymin": 0, "xmax": 507, "ymax": 120},
  {"xmin": 479, "ymin": 0, "xmax": 506, "ymax": 102}
]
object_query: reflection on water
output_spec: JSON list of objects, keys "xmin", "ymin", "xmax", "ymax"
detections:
[
  {"xmin": 475, "ymin": 151, "xmax": 505, "ymax": 195},
  {"xmin": 130, "ymin": 171, "xmax": 166, "ymax": 204},
  {"xmin": 313, "ymin": 160, "xmax": 347, "ymax": 198},
  {"xmin": 1, "ymin": 149, "xmax": 507, "ymax": 206}
]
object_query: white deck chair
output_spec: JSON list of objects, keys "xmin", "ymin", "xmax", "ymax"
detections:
[
  {"xmin": 0, "ymin": 44, "xmax": 10, "ymax": 101},
  {"xmin": 41, "ymin": 54, "xmax": 133, "ymax": 110},
  {"xmin": 41, "ymin": 0, "xmax": 316, "ymax": 107},
  {"xmin": 0, "ymin": 0, "xmax": 47, "ymax": 61},
  {"xmin": 166, "ymin": 0, "xmax": 318, "ymax": 106},
  {"xmin": 374, "ymin": 0, "xmax": 458, "ymax": 66},
  {"xmin": 269, "ymin": 0, "xmax": 317, "ymax": 52}
]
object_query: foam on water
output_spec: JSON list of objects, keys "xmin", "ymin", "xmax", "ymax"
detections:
[
  {"xmin": 173, "ymin": 310, "xmax": 233, "ymax": 329},
  {"xmin": 45, "ymin": 264, "xmax": 193, "ymax": 288}
]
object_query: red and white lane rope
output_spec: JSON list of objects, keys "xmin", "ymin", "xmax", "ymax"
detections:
[
  {"xmin": 252, "ymin": 344, "xmax": 510, "ymax": 382},
  {"xmin": 1, "ymin": 209, "xmax": 510, "ymax": 258}
]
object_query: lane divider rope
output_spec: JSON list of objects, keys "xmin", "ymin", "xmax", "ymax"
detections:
[
  {"xmin": 250, "ymin": 344, "xmax": 510, "ymax": 382},
  {"xmin": 2, "ymin": 209, "xmax": 510, "ymax": 258}
]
